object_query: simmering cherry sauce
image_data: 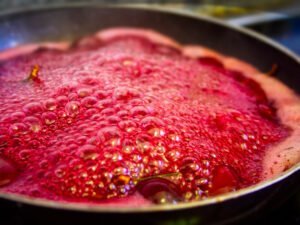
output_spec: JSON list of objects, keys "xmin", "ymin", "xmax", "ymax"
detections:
[{"xmin": 0, "ymin": 36, "xmax": 289, "ymax": 204}]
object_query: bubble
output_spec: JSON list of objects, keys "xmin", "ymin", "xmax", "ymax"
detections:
[
  {"xmin": 130, "ymin": 106, "xmax": 149, "ymax": 117},
  {"xmin": 83, "ymin": 109, "xmax": 97, "ymax": 119},
  {"xmin": 56, "ymin": 96, "xmax": 68, "ymax": 106},
  {"xmin": 39, "ymin": 160, "xmax": 48, "ymax": 168},
  {"xmin": 180, "ymin": 157, "xmax": 200, "ymax": 173},
  {"xmin": 148, "ymin": 127, "xmax": 165, "ymax": 137},
  {"xmin": 114, "ymin": 87, "xmax": 140, "ymax": 101},
  {"xmin": 23, "ymin": 102, "xmax": 43, "ymax": 115},
  {"xmin": 195, "ymin": 178, "xmax": 209, "ymax": 187},
  {"xmin": 130, "ymin": 99, "xmax": 143, "ymax": 106},
  {"xmin": 41, "ymin": 112, "xmax": 57, "ymax": 125},
  {"xmin": 55, "ymin": 166, "xmax": 66, "ymax": 178},
  {"xmin": 57, "ymin": 109, "xmax": 67, "ymax": 118},
  {"xmin": 97, "ymin": 126, "xmax": 121, "ymax": 143},
  {"xmin": 113, "ymin": 167, "xmax": 128, "ymax": 176},
  {"xmin": 122, "ymin": 60, "xmax": 133, "ymax": 66},
  {"xmin": 184, "ymin": 191, "xmax": 193, "ymax": 200},
  {"xmin": 78, "ymin": 77, "xmax": 99, "ymax": 86},
  {"xmin": 23, "ymin": 116, "xmax": 41, "ymax": 132},
  {"xmin": 107, "ymin": 116, "xmax": 121, "ymax": 124},
  {"xmin": 240, "ymin": 143, "xmax": 247, "ymax": 150},
  {"xmin": 81, "ymin": 96, "xmax": 98, "ymax": 108},
  {"xmin": 9, "ymin": 122, "xmax": 28, "ymax": 135},
  {"xmin": 166, "ymin": 150, "xmax": 181, "ymax": 161},
  {"xmin": 89, "ymin": 113, "xmax": 101, "ymax": 121},
  {"xmin": 140, "ymin": 116, "xmax": 164, "ymax": 130},
  {"xmin": 77, "ymin": 88, "xmax": 92, "ymax": 98},
  {"xmin": 44, "ymin": 98, "xmax": 57, "ymax": 111},
  {"xmin": 149, "ymin": 160, "xmax": 165, "ymax": 169},
  {"xmin": 136, "ymin": 178, "xmax": 182, "ymax": 204},
  {"xmin": 168, "ymin": 133, "xmax": 181, "ymax": 142},
  {"xmin": 9, "ymin": 112, "xmax": 26, "ymax": 122},
  {"xmin": 19, "ymin": 149, "xmax": 32, "ymax": 160},
  {"xmin": 136, "ymin": 134, "xmax": 153, "ymax": 152},
  {"xmin": 202, "ymin": 160, "xmax": 210, "ymax": 167},
  {"xmin": 65, "ymin": 101, "xmax": 80, "ymax": 117},
  {"xmin": 132, "ymin": 154, "xmax": 142, "ymax": 162},
  {"xmin": 117, "ymin": 110, "xmax": 129, "ymax": 118},
  {"xmin": 94, "ymin": 90, "xmax": 108, "ymax": 99},
  {"xmin": 155, "ymin": 145, "xmax": 166, "ymax": 154},
  {"xmin": 100, "ymin": 108, "xmax": 115, "ymax": 116},
  {"xmin": 185, "ymin": 173, "xmax": 194, "ymax": 182},
  {"xmin": 68, "ymin": 93, "xmax": 78, "ymax": 101},
  {"xmin": 122, "ymin": 145, "xmax": 135, "ymax": 154},
  {"xmin": 76, "ymin": 144, "xmax": 99, "ymax": 160},
  {"xmin": 97, "ymin": 99, "xmax": 113, "ymax": 110},
  {"xmin": 0, "ymin": 157, "xmax": 17, "ymax": 187},
  {"xmin": 118, "ymin": 120, "xmax": 136, "ymax": 132},
  {"xmin": 112, "ymin": 153, "xmax": 123, "ymax": 162},
  {"xmin": 241, "ymin": 134, "xmax": 248, "ymax": 141},
  {"xmin": 76, "ymin": 136, "xmax": 88, "ymax": 145}
]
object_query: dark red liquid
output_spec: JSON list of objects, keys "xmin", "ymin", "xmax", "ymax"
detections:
[{"xmin": 0, "ymin": 36, "xmax": 289, "ymax": 204}]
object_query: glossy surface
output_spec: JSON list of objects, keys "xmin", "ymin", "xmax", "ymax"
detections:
[{"xmin": 0, "ymin": 34, "xmax": 289, "ymax": 204}]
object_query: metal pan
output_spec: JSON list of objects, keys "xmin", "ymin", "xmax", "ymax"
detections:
[{"xmin": 0, "ymin": 5, "xmax": 299, "ymax": 225}]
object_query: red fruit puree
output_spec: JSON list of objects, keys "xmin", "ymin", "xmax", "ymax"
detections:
[{"xmin": 0, "ymin": 34, "xmax": 289, "ymax": 205}]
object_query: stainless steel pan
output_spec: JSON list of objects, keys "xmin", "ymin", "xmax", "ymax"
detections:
[{"xmin": 0, "ymin": 5, "xmax": 299, "ymax": 225}]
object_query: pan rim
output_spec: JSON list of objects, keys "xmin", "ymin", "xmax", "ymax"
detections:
[{"xmin": 0, "ymin": 3, "xmax": 299, "ymax": 213}]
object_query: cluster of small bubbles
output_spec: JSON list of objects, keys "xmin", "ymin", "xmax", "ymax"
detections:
[{"xmin": 0, "ymin": 33, "xmax": 290, "ymax": 205}]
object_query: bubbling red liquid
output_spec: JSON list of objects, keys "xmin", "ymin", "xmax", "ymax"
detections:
[{"xmin": 0, "ymin": 36, "xmax": 289, "ymax": 204}]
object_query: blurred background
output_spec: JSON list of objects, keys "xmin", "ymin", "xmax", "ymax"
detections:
[{"xmin": 0, "ymin": 0, "xmax": 299, "ymax": 54}]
